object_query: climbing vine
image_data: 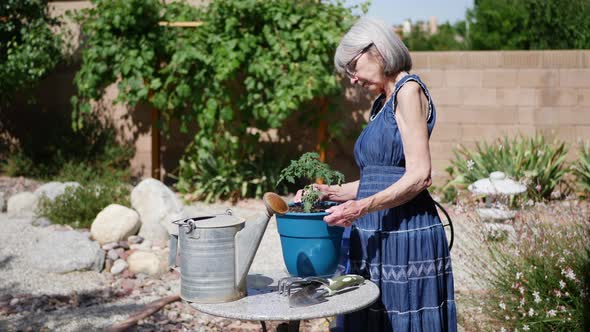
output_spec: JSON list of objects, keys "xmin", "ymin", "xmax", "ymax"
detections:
[
  {"xmin": 0, "ymin": 0, "xmax": 64, "ymax": 105},
  {"xmin": 72, "ymin": 0, "xmax": 361, "ymax": 201}
]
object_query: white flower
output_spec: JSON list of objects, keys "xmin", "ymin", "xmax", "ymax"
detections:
[
  {"xmin": 533, "ymin": 291, "xmax": 541, "ymax": 303},
  {"xmin": 528, "ymin": 308, "xmax": 535, "ymax": 317},
  {"xmin": 537, "ymin": 150, "xmax": 545, "ymax": 156},
  {"xmin": 466, "ymin": 159, "xmax": 475, "ymax": 171},
  {"xmin": 500, "ymin": 327, "xmax": 507, "ymax": 332},
  {"xmin": 562, "ymin": 267, "xmax": 577, "ymax": 281},
  {"xmin": 559, "ymin": 280, "xmax": 566, "ymax": 289},
  {"xmin": 523, "ymin": 325, "xmax": 530, "ymax": 331},
  {"xmin": 499, "ymin": 302, "xmax": 506, "ymax": 310},
  {"xmin": 519, "ymin": 298, "xmax": 525, "ymax": 307},
  {"xmin": 547, "ymin": 309, "xmax": 557, "ymax": 317},
  {"xmin": 558, "ymin": 257, "xmax": 565, "ymax": 264},
  {"xmin": 505, "ymin": 315, "xmax": 510, "ymax": 321},
  {"xmin": 516, "ymin": 272, "xmax": 522, "ymax": 280}
]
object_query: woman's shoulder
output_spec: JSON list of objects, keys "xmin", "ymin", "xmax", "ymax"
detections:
[{"xmin": 396, "ymin": 79, "xmax": 422, "ymax": 100}]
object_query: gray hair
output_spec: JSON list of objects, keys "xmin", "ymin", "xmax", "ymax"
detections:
[{"xmin": 334, "ymin": 17, "xmax": 412, "ymax": 76}]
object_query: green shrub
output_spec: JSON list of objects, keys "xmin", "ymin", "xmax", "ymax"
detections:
[
  {"xmin": 176, "ymin": 134, "xmax": 289, "ymax": 203},
  {"xmin": 36, "ymin": 179, "xmax": 130, "ymax": 229},
  {"xmin": 572, "ymin": 143, "xmax": 590, "ymax": 197},
  {"xmin": 1, "ymin": 0, "xmax": 64, "ymax": 105},
  {"xmin": 480, "ymin": 217, "xmax": 589, "ymax": 331},
  {"xmin": 1, "ymin": 113, "xmax": 134, "ymax": 182},
  {"xmin": 446, "ymin": 135, "xmax": 570, "ymax": 201},
  {"xmin": 72, "ymin": 0, "xmax": 359, "ymax": 204}
]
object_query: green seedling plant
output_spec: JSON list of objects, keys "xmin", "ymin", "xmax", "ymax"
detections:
[{"xmin": 277, "ymin": 152, "xmax": 344, "ymax": 213}]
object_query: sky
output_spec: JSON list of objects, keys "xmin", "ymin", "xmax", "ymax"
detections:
[{"xmin": 345, "ymin": 0, "xmax": 474, "ymax": 25}]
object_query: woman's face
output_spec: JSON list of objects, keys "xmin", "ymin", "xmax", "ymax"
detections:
[{"xmin": 348, "ymin": 51, "xmax": 386, "ymax": 95}]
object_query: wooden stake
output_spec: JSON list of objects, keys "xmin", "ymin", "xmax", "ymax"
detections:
[
  {"xmin": 316, "ymin": 98, "xmax": 328, "ymax": 184},
  {"xmin": 151, "ymin": 105, "xmax": 161, "ymax": 180}
]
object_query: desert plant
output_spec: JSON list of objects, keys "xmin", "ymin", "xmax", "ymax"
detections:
[
  {"xmin": 445, "ymin": 135, "xmax": 570, "ymax": 201},
  {"xmin": 36, "ymin": 179, "xmax": 130, "ymax": 229},
  {"xmin": 478, "ymin": 214, "xmax": 589, "ymax": 331},
  {"xmin": 572, "ymin": 143, "xmax": 590, "ymax": 197},
  {"xmin": 277, "ymin": 152, "xmax": 344, "ymax": 212},
  {"xmin": 176, "ymin": 133, "xmax": 289, "ymax": 203}
]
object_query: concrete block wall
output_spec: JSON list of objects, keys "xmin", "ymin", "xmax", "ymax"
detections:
[{"xmin": 410, "ymin": 51, "xmax": 590, "ymax": 182}]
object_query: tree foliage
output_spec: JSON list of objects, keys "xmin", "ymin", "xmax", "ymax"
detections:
[
  {"xmin": 467, "ymin": 0, "xmax": 590, "ymax": 50},
  {"xmin": 403, "ymin": 21, "xmax": 468, "ymax": 51},
  {"xmin": 72, "ymin": 0, "xmax": 358, "ymax": 201},
  {"xmin": 0, "ymin": 0, "xmax": 64, "ymax": 105}
]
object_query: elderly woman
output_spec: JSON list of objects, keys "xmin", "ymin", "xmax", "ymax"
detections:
[{"xmin": 298, "ymin": 17, "xmax": 457, "ymax": 331}]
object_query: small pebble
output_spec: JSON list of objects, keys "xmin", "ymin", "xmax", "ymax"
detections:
[
  {"xmin": 138, "ymin": 240, "xmax": 153, "ymax": 250},
  {"xmin": 167, "ymin": 311, "xmax": 179, "ymax": 321},
  {"xmin": 102, "ymin": 242, "xmax": 119, "ymax": 251},
  {"xmin": 111, "ymin": 259, "xmax": 128, "ymax": 275},
  {"xmin": 9, "ymin": 298, "xmax": 19, "ymax": 306},
  {"xmin": 118, "ymin": 241, "xmax": 130, "ymax": 250},
  {"xmin": 104, "ymin": 259, "xmax": 114, "ymax": 273},
  {"xmin": 180, "ymin": 313, "xmax": 192, "ymax": 322},
  {"xmin": 107, "ymin": 249, "xmax": 119, "ymax": 260},
  {"xmin": 128, "ymin": 235, "xmax": 144, "ymax": 244}
]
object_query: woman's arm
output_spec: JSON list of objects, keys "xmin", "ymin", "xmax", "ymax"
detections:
[
  {"xmin": 294, "ymin": 180, "xmax": 359, "ymax": 203},
  {"xmin": 317, "ymin": 180, "xmax": 360, "ymax": 202},
  {"xmin": 324, "ymin": 81, "xmax": 432, "ymax": 226}
]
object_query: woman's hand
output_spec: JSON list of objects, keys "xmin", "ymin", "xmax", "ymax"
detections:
[
  {"xmin": 293, "ymin": 184, "xmax": 330, "ymax": 203},
  {"xmin": 323, "ymin": 200, "xmax": 369, "ymax": 227}
]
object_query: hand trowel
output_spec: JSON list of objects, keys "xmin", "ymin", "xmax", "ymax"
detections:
[{"xmin": 288, "ymin": 274, "xmax": 365, "ymax": 307}]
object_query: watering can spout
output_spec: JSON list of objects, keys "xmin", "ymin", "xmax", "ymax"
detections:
[{"xmin": 235, "ymin": 193, "xmax": 288, "ymax": 291}]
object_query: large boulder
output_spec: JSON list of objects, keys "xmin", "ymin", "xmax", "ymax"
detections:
[
  {"xmin": 137, "ymin": 222, "xmax": 169, "ymax": 248},
  {"xmin": 127, "ymin": 250, "xmax": 167, "ymax": 276},
  {"xmin": 7, "ymin": 192, "xmax": 38, "ymax": 216},
  {"xmin": 34, "ymin": 181, "xmax": 81, "ymax": 201},
  {"xmin": 29, "ymin": 230, "xmax": 105, "ymax": 273},
  {"xmin": 131, "ymin": 179, "xmax": 185, "ymax": 242},
  {"xmin": 91, "ymin": 204, "xmax": 141, "ymax": 245}
]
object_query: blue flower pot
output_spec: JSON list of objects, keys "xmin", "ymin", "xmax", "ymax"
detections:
[{"xmin": 275, "ymin": 203, "xmax": 344, "ymax": 277}]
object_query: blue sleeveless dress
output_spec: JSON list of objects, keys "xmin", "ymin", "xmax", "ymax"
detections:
[{"xmin": 339, "ymin": 74, "xmax": 457, "ymax": 331}]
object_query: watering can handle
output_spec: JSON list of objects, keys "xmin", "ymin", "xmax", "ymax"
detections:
[{"xmin": 168, "ymin": 234, "xmax": 179, "ymax": 269}]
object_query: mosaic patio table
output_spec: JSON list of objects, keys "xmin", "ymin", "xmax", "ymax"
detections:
[{"xmin": 190, "ymin": 271, "xmax": 380, "ymax": 331}]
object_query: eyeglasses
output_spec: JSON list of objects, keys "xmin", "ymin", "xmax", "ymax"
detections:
[{"xmin": 345, "ymin": 43, "xmax": 373, "ymax": 79}]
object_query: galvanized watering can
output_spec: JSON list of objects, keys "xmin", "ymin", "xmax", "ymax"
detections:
[{"xmin": 168, "ymin": 192, "xmax": 288, "ymax": 303}]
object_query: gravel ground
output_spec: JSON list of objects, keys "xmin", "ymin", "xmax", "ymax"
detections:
[{"xmin": 0, "ymin": 191, "xmax": 329, "ymax": 331}]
